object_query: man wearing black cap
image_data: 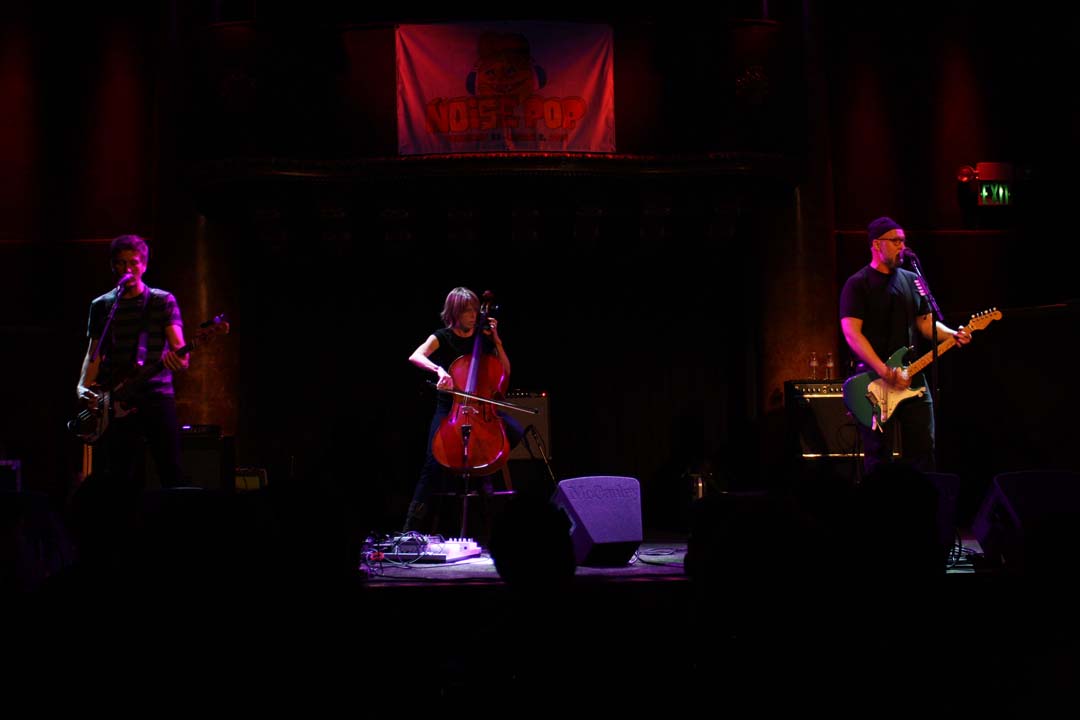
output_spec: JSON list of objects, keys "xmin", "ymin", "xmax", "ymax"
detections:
[{"xmin": 839, "ymin": 217, "xmax": 971, "ymax": 474}]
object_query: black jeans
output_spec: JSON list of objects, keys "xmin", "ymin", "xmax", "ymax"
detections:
[
  {"xmin": 97, "ymin": 393, "xmax": 182, "ymax": 489},
  {"xmin": 858, "ymin": 385, "xmax": 935, "ymax": 476}
]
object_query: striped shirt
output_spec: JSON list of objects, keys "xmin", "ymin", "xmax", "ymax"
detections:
[{"xmin": 87, "ymin": 286, "xmax": 183, "ymax": 397}]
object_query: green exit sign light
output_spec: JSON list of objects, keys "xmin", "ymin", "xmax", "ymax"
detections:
[{"xmin": 978, "ymin": 182, "xmax": 1011, "ymax": 206}]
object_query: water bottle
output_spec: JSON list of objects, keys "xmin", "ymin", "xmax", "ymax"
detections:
[
  {"xmin": 690, "ymin": 473, "xmax": 705, "ymax": 500},
  {"xmin": 808, "ymin": 352, "xmax": 819, "ymax": 380},
  {"xmin": 824, "ymin": 352, "xmax": 835, "ymax": 380}
]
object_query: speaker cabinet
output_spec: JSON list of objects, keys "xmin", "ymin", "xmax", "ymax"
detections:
[
  {"xmin": 785, "ymin": 380, "xmax": 900, "ymax": 458},
  {"xmin": 551, "ymin": 476, "xmax": 641, "ymax": 566},
  {"xmin": 505, "ymin": 391, "xmax": 551, "ymax": 461},
  {"xmin": 972, "ymin": 470, "xmax": 1080, "ymax": 569}
]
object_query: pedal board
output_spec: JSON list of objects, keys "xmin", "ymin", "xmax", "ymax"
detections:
[{"xmin": 372, "ymin": 535, "xmax": 483, "ymax": 564}]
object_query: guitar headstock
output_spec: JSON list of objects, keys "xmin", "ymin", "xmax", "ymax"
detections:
[
  {"xmin": 193, "ymin": 314, "xmax": 231, "ymax": 345},
  {"xmin": 966, "ymin": 308, "xmax": 1002, "ymax": 331}
]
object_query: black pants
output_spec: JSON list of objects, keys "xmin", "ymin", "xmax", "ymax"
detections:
[
  {"xmin": 96, "ymin": 393, "xmax": 182, "ymax": 489},
  {"xmin": 858, "ymin": 386, "xmax": 935, "ymax": 476}
]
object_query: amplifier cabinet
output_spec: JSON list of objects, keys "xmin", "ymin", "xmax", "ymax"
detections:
[
  {"xmin": 504, "ymin": 391, "xmax": 551, "ymax": 461},
  {"xmin": 784, "ymin": 380, "xmax": 900, "ymax": 458}
]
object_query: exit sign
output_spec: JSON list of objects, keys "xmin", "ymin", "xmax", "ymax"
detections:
[{"xmin": 978, "ymin": 181, "xmax": 1011, "ymax": 206}]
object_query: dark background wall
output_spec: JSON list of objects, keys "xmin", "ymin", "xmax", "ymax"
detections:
[{"xmin": 1, "ymin": 2, "xmax": 1074, "ymax": 531}]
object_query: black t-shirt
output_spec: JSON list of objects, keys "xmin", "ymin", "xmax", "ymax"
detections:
[
  {"xmin": 839, "ymin": 265, "xmax": 929, "ymax": 375},
  {"xmin": 428, "ymin": 327, "xmax": 497, "ymax": 411},
  {"xmin": 429, "ymin": 327, "xmax": 496, "ymax": 368}
]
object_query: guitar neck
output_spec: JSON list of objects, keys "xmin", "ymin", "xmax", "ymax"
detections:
[
  {"xmin": 107, "ymin": 315, "xmax": 228, "ymax": 397},
  {"xmin": 113, "ymin": 341, "xmax": 196, "ymax": 395},
  {"xmin": 901, "ymin": 309, "xmax": 999, "ymax": 378},
  {"xmin": 906, "ymin": 334, "xmax": 957, "ymax": 376}
]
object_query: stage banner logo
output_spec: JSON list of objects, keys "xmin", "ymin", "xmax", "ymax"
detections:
[{"xmin": 397, "ymin": 22, "xmax": 615, "ymax": 155}]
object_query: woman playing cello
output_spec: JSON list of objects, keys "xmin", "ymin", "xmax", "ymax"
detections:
[{"xmin": 404, "ymin": 287, "xmax": 523, "ymax": 532}]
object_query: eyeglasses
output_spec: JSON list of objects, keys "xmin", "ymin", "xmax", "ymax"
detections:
[{"xmin": 879, "ymin": 236, "xmax": 905, "ymax": 246}]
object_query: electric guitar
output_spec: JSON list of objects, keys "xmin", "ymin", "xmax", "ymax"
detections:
[
  {"xmin": 842, "ymin": 308, "xmax": 1001, "ymax": 431},
  {"xmin": 68, "ymin": 314, "xmax": 230, "ymax": 443}
]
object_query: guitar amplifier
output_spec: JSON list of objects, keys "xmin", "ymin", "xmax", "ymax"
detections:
[
  {"xmin": 784, "ymin": 380, "xmax": 900, "ymax": 458},
  {"xmin": 146, "ymin": 425, "xmax": 236, "ymax": 490},
  {"xmin": 504, "ymin": 390, "xmax": 551, "ymax": 461},
  {"xmin": 235, "ymin": 466, "xmax": 268, "ymax": 492}
]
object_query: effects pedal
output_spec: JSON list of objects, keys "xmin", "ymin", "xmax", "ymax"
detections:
[{"xmin": 371, "ymin": 534, "xmax": 483, "ymax": 564}]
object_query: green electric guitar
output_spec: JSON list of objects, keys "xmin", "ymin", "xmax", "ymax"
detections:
[{"xmin": 842, "ymin": 308, "xmax": 1001, "ymax": 431}]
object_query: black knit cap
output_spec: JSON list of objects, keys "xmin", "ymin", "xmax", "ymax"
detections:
[{"xmin": 867, "ymin": 216, "xmax": 902, "ymax": 242}]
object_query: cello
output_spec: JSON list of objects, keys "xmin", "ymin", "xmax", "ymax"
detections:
[{"xmin": 431, "ymin": 291, "xmax": 530, "ymax": 475}]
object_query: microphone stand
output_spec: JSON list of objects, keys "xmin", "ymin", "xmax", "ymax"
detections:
[
  {"xmin": 459, "ymin": 424, "xmax": 472, "ymax": 539},
  {"xmin": 74, "ymin": 277, "xmax": 129, "ymax": 468},
  {"xmin": 905, "ymin": 251, "xmax": 942, "ymax": 439},
  {"xmin": 524, "ymin": 424, "xmax": 557, "ymax": 487}
]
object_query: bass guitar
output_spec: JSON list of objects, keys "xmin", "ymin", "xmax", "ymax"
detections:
[{"xmin": 68, "ymin": 314, "xmax": 230, "ymax": 443}]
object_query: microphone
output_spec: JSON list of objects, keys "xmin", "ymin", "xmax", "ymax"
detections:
[
  {"xmin": 902, "ymin": 247, "xmax": 927, "ymax": 281},
  {"xmin": 115, "ymin": 272, "xmax": 134, "ymax": 289}
]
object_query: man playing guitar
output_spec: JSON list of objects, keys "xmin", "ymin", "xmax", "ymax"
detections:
[
  {"xmin": 839, "ymin": 217, "xmax": 972, "ymax": 474},
  {"xmin": 76, "ymin": 234, "xmax": 188, "ymax": 489}
]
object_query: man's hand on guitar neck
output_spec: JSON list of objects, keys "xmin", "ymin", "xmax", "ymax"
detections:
[
  {"xmin": 162, "ymin": 349, "xmax": 189, "ymax": 372},
  {"xmin": 162, "ymin": 324, "xmax": 189, "ymax": 372}
]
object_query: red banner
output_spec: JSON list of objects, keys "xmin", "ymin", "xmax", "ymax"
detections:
[{"xmin": 397, "ymin": 22, "xmax": 615, "ymax": 155}]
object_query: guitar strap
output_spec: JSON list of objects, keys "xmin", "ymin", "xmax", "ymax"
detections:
[
  {"xmin": 133, "ymin": 288, "xmax": 152, "ymax": 368},
  {"xmin": 106, "ymin": 287, "xmax": 152, "ymax": 367}
]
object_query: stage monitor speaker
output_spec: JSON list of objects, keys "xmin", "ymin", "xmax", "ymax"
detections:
[
  {"xmin": 784, "ymin": 380, "xmax": 900, "ymax": 458},
  {"xmin": 146, "ymin": 426, "xmax": 235, "ymax": 491},
  {"xmin": 551, "ymin": 476, "xmax": 641, "ymax": 566},
  {"xmin": 505, "ymin": 391, "xmax": 551, "ymax": 461},
  {"xmin": 972, "ymin": 470, "xmax": 1080, "ymax": 569}
]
